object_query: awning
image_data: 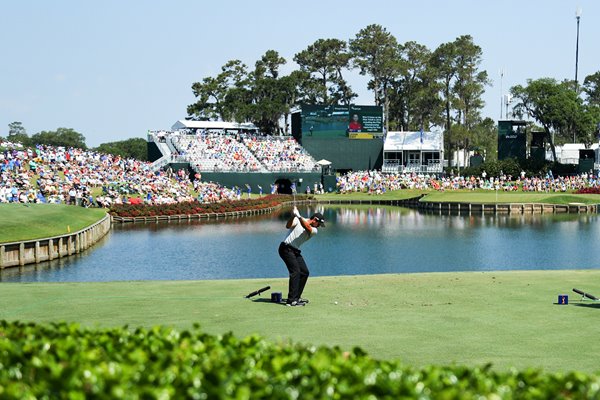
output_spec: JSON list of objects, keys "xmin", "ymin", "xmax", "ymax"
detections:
[
  {"xmin": 316, "ymin": 159, "xmax": 332, "ymax": 166},
  {"xmin": 384, "ymin": 131, "xmax": 443, "ymax": 151}
]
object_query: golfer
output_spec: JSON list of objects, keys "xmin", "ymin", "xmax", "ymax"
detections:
[{"xmin": 279, "ymin": 206, "xmax": 325, "ymax": 307}]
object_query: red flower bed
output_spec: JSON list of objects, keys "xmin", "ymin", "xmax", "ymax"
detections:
[
  {"xmin": 110, "ymin": 195, "xmax": 294, "ymax": 218},
  {"xmin": 575, "ymin": 187, "xmax": 600, "ymax": 195}
]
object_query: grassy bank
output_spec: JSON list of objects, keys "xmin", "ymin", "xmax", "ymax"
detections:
[
  {"xmin": 0, "ymin": 204, "xmax": 107, "ymax": 243},
  {"xmin": 317, "ymin": 189, "xmax": 600, "ymax": 205},
  {"xmin": 318, "ymin": 190, "xmax": 423, "ymax": 201},
  {"xmin": 420, "ymin": 190, "xmax": 600, "ymax": 204},
  {"xmin": 2, "ymin": 270, "xmax": 600, "ymax": 373}
]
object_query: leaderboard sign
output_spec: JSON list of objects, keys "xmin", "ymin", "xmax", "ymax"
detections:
[
  {"xmin": 301, "ymin": 104, "xmax": 383, "ymax": 139},
  {"xmin": 498, "ymin": 120, "xmax": 526, "ymax": 160}
]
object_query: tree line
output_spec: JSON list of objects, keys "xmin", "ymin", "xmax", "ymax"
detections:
[
  {"xmin": 2, "ymin": 122, "xmax": 148, "ymax": 161},
  {"xmin": 511, "ymin": 74, "xmax": 600, "ymax": 162},
  {"xmin": 188, "ymin": 24, "xmax": 600, "ymax": 163}
]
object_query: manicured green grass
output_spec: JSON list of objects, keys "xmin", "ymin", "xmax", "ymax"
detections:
[
  {"xmin": 318, "ymin": 189, "xmax": 600, "ymax": 205},
  {"xmin": 317, "ymin": 189, "xmax": 425, "ymax": 201},
  {"xmin": 420, "ymin": 190, "xmax": 600, "ymax": 205},
  {"xmin": 2, "ymin": 270, "xmax": 600, "ymax": 372},
  {"xmin": 0, "ymin": 204, "xmax": 107, "ymax": 243}
]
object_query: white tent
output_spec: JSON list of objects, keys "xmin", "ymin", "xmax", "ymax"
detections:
[
  {"xmin": 171, "ymin": 120, "xmax": 258, "ymax": 131},
  {"xmin": 383, "ymin": 130, "xmax": 444, "ymax": 173},
  {"xmin": 384, "ymin": 130, "xmax": 443, "ymax": 152}
]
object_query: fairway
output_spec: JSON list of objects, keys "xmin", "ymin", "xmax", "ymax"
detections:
[
  {"xmin": 0, "ymin": 204, "xmax": 107, "ymax": 243},
  {"xmin": 2, "ymin": 270, "xmax": 600, "ymax": 373}
]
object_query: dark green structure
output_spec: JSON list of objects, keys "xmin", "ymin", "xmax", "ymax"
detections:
[
  {"xmin": 578, "ymin": 149, "xmax": 595, "ymax": 173},
  {"xmin": 291, "ymin": 105, "xmax": 384, "ymax": 172},
  {"xmin": 498, "ymin": 120, "xmax": 527, "ymax": 161},
  {"xmin": 529, "ymin": 131, "xmax": 546, "ymax": 162},
  {"xmin": 148, "ymin": 141, "xmax": 162, "ymax": 162},
  {"xmin": 299, "ymin": 137, "xmax": 383, "ymax": 172},
  {"xmin": 469, "ymin": 154, "xmax": 484, "ymax": 167},
  {"xmin": 198, "ymin": 172, "xmax": 323, "ymax": 194}
]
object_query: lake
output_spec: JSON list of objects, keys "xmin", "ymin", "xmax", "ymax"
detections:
[{"xmin": 2, "ymin": 205, "xmax": 599, "ymax": 282}]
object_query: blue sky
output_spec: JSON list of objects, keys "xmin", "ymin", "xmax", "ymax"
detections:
[{"xmin": 1, "ymin": 0, "xmax": 598, "ymax": 146}]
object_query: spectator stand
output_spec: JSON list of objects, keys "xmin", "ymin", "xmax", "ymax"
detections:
[{"xmin": 382, "ymin": 130, "xmax": 444, "ymax": 174}]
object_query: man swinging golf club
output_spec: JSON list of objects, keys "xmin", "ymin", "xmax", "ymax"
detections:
[{"xmin": 279, "ymin": 206, "xmax": 325, "ymax": 307}]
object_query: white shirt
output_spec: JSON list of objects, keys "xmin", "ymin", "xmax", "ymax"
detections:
[{"xmin": 283, "ymin": 217, "xmax": 317, "ymax": 249}]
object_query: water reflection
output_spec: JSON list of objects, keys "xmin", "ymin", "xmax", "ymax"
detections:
[{"xmin": 2, "ymin": 205, "xmax": 599, "ymax": 282}]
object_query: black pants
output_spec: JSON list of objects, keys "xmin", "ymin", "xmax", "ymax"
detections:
[{"xmin": 279, "ymin": 242, "xmax": 309, "ymax": 302}]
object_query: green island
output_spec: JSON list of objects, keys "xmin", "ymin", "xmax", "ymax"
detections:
[{"xmin": 0, "ymin": 204, "xmax": 107, "ymax": 243}]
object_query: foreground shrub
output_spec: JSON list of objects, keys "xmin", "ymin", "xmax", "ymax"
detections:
[{"xmin": 1, "ymin": 320, "xmax": 600, "ymax": 398}]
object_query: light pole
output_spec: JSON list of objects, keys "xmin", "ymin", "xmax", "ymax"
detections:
[
  {"xmin": 499, "ymin": 68, "xmax": 505, "ymax": 120},
  {"xmin": 575, "ymin": 7, "xmax": 582, "ymax": 91},
  {"xmin": 574, "ymin": 7, "xmax": 582, "ymax": 143}
]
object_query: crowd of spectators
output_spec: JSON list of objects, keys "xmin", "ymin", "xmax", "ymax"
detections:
[
  {"xmin": 336, "ymin": 170, "xmax": 600, "ymax": 194},
  {"xmin": 242, "ymin": 136, "xmax": 319, "ymax": 172},
  {"xmin": 0, "ymin": 140, "xmax": 200, "ymax": 206},
  {"xmin": 165, "ymin": 130, "xmax": 318, "ymax": 173},
  {"xmin": 192, "ymin": 180, "xmax": 247, "ymax": 203},
  {"xmin": 171, "ymin": 133, "xmax": 264, "ymax": 173},
  {"xmin": 6, "ymin": 134, "xmax": 600, "ymax": 209},
  {"xmin": 1, "ymin": 138, "xmax": 281, "ymax": 207}
]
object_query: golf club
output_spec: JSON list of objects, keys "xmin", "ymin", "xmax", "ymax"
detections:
[
  {"xmin": 245, "ymin": 285, "xmax": 271, "ymax": 299},
  {"xmin": 573, "ymin": 288, "xmax": 599, "ymax": 301}
]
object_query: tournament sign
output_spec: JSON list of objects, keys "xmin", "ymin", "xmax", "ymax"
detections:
[{"xmin": 301, "ymin": 104, "xmax": 383, "ymax": 139}]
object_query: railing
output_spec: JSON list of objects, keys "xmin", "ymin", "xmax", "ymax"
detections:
[
  {"xmin": 151, "ymin": 157, "xmax": 169, "ymax": 171},
  {"xmin": 382, "ymin": 160, "xmax": 443, "ymax": 174},
  {"xmin": 192, "ymin": 165, "xmax": 321, "ymax": 173},
  {"xmin": 165, "ymin": 136, "xmax": 178, "ymax": 154}
]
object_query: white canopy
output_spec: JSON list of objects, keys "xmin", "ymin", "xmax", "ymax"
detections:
[
  {"xmin": 316, "ymin": 159, "xmax": 332, "ymax": 166},
  {"xmin": 171, "ymin": 120, "xmax": 258, "ymax": 131},
  {"xmin": 384, "ymin": 130, "xmax": 443, "ymax": 152}
]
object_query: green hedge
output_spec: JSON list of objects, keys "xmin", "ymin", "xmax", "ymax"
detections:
[{"xmin": 0, "ymin": 320, "xmax": 599, "ymax": 399}]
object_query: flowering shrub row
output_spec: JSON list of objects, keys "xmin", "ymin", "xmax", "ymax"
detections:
[
  {"xmin": 575, "ymin": 187, "xmax": 600, "ymax": 195},
  {"xmin": 1, "ymin": 320, "xmax": 599, "ymax": 398},
  {"xmin": 109, "ymin": 195, "xmax": 294, "ymax": 218}
]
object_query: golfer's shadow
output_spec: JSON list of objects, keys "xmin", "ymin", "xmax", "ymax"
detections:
[
  {"xmin": 251, "ymin": 298, "xmax": 287, "ymax": 306},
  {"xmin": 245, "ymin": 286, "xmax": 286, "ymax": 305},
  {"xmin": 572, "ymin": 302, "xmax": 600, "ymax": 309}
]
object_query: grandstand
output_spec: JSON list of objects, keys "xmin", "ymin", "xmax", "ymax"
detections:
[
  {"xmin": 242, "ymin": 136, "xmax": 319, "ymax": 173},
  {"xmin": 147, "ymin": 122, "xmax": 322, "ymax": 192},
  {"xmin": 151, "ymin": 130, "xmax": 319, "ymax": 174},
  {"xmin": 148, "ymin": 110, "xmax": 445, "ymax": 191},
  {"xmin": 172, "ymin": 133, "xmax": 266, "ymax": 173}
]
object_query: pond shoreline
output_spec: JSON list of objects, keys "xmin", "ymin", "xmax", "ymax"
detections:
[
  {"xmin": 112, "ymin": 196, "xmax": 597, "ymax": 224},
  {"xmin": 0, "ymin": 214, "xmax": 111, "ymax": 269},
  {"xmin": 3, "ymin": 197, "xmax": 596, "ymax": 270}
]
